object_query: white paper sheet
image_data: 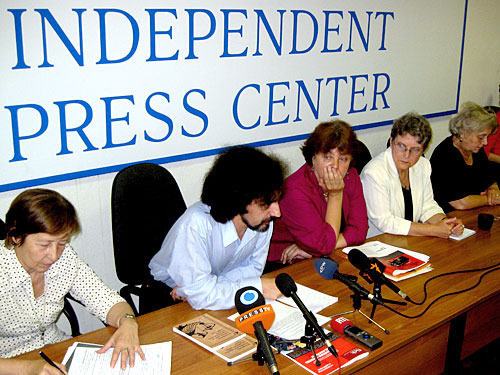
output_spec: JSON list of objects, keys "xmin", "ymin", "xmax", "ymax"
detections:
[
  {"xmin": 266, "ymin": 301, "xmax": 330, "ymax": 340},
  {"xmin": 343, "ymin": 241, "xmax": 430, "ymax": 262},
  {"xmin": 64, "ymin": 342, "xmax": 171, "ymax": 375},
  {"xmin": 276, "ymin": 283, "xmax": 338, "ymax": 313},
  {"xmin": 449, "ymin": 227, "xmax": 476, "ymax": 241},
  {"xmin": 228, "ymin": 282, "xmax": 335, "ymax": 342}
]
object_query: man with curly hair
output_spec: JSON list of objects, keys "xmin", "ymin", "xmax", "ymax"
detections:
[{"xmin": 150, "ymin": 146, "xmax": 285, "ymax": 310}]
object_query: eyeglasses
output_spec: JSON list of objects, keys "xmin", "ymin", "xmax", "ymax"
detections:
[{"xmin": 394, "ymin": 142, "xmax": 423, "ymax": 156}]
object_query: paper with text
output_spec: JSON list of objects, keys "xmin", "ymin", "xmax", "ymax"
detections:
[
  {"xmin": 66, "ymin": 342, "xmax": 171, "ymax": 375},
  {"xmin": 276, "ymin": 283, "xmax": 338, "ymax": 313}
]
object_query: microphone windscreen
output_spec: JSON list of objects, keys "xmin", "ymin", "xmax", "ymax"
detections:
[
  {"xmin": 372, "ymin": 258, "xmax": 387, "ymax": 273},
  {"xmin": 275, "ymin": 273, "xmax": 297, "ymax": 297},
  {"xmin": 330, "ymin": 316, "xmax": 353, "ymax": 334},
  {"xmin": 347, "ymin": 248, "xmax": 371, "ymax": 271},
  {"xmin": 234, "ymin": 286, "xmax": 266, "ymax": 314},
  {"xmin": 314, "ymin": 258, "xmax": 338, "ymax": 280}
]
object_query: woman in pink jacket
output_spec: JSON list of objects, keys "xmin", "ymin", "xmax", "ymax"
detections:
[{"xmin": 266, "ymin": 120, "xmax": 368, "ymax": 271}]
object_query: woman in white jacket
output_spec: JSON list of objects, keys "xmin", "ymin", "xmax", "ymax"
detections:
[{"xmin": 361, "ymin": 112, "xmax": 463, "ymax": 238}]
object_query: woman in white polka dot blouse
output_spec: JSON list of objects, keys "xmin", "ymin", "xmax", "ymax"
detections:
[{"xmin": 0, "ymin": 189, "xmax": 145, "ymax": 375}]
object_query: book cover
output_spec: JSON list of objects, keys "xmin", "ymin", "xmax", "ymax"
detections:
[
  {"xmin": 384, "ymin": 263, "xmax": 433, "ymax": 281},
  {"xmin": 271, "ymin": 333, "xmax": 368, "ymax": 375},
  {"xmin": 375, "ymin": 250, "xmax": 426, "ymax": 275},
  {"xmin": 343, "ymin": 241, "xmax": 429, "ymax": 276},
  {"xmin": 173, "ymin": 313, "xmax": 256, "ymax": 362}
]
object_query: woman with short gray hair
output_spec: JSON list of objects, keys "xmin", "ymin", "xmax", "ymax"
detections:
[
  {"xmin": 361, "ymin": 112, "xmax": 463, "ymax": 238},
  {"xmin": 431, "ymin": 101, "xmax": 499, "ymax": 212}
]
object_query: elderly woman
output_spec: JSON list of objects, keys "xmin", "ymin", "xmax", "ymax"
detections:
[
  {"xmin": 430, "ymin": 102, "xmax": 500, "ymax": 212},
  {"xmin": 361, "ymin": 112, "xmax": 463, "ymax": 238},
  {"xmin": 267, "ymin": 120, "xmax": 368, "ymax": 269},
  {"xmin": 0, "ymin": 189, "xmax": 144, "ymax": 374}
]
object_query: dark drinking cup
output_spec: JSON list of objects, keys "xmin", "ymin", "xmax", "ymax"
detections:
[{"xmin": 478, "ymin": 213, "xmax": 494, "ymax": 230}]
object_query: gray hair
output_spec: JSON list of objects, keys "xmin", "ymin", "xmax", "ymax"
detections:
[
  {"xmin": 449, "ymin": 101, "xmax": 498, "ymax": 137},
  {"xmin": 390, "ymin": 112, "xmax": 432, "ymax": 149}
]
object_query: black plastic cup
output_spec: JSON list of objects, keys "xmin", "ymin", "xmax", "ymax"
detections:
[{"xmin": 478, "ymin": 213, "xmax": 494, "ymax": 230}]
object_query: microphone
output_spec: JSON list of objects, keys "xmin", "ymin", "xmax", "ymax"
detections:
[
  {"xmin": 234, "ymin": 286, "xmax": 279, "ymax": 375},
  {"xmin": 275, "ymin": 273, "xmax": 338, "ymax": 357},
  {"xmin": 330, "ymin": 316, "xmax": 383, "ymax": 350},
  {"xmin": 313, "ymin": 258, "xmax": 385, "ymax": 306},
  {"xmin": 348, "ymin": 249, "xmax": 409, "ymax": 301}
]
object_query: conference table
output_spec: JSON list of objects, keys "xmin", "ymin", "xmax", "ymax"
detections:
[{"xmin": 16, "ymin": 206, "xmax": 500, "ymax": 374}]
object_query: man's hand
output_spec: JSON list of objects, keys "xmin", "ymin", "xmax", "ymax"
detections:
[
  {"xmin": 261, "ymin": 277, "xmax": 282, "ymax": 300},
  {"xmin": 170, "ymin": 286, "xmax": 187, "ymax": 302}
]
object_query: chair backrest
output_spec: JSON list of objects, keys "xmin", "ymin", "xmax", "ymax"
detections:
[
  {"xmin": 0, "ymin": 218, "xmax": 5, "ymax": 240},
  {"xmin": 353, "ymin": 139, "xmax": 372, "ymax": 175},
  {"xmin": 111, "ymin": 163, "xmax": 186, "ymax": 285},
  {"xmin": 484, "ymin": 105, "xmax": 500, "ymax": 114}
]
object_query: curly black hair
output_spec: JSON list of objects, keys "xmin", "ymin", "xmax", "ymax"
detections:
[{"xmin": 201, "ymin": 146, "xmax": 285, "ymax": 223}]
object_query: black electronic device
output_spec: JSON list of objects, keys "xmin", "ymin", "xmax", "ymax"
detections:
[{"xmin": 330, "ymin": 316, "xmax": 383, "ymax": 350}]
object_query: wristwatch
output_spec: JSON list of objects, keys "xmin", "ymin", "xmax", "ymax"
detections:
[{"xmin": 119, "ymin": 313, "xmax": 136, "ymax": 327}]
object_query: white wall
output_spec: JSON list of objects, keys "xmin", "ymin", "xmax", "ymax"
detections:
[{"xmin": 1, "ymin": 0, "xmax": 499, "ymax": 334}]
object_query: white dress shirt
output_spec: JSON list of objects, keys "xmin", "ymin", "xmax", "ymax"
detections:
[
  {"xmin": 149, "ymin": 202, "xmax": 272, "ymax": 310},
  {"xmin": 0, "ymin": 241, "xmax": 124, "ymax": 358},
  {"xmin": 360, "ymin": 147, "xmax": 444, "ymax": 238}
]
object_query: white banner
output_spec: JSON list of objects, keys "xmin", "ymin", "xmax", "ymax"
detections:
[{"xmin": 0, "ymin": 0, "xmax": 467, "ymax": 191}]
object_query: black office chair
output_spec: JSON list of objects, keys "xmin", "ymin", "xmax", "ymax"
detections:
[
  {"xmin": 353, "ymin": 139, "xmax": 372, "ymax": 175},
  {"xmin": 0, "ymin": 218, "xmax": 81, "ymax": 336},
  {"xmin": 62, "ymin": 295, "xmax": 81, "ymax": 337},
  {"xmin": 0, "ymin": 218, "xmax": 5, "ymax": 240},
  {"xmin": 484, "ymin": 105, "xmax": 500, "ymax": 114},
  {"xmin": 111, "ymin": 163, "xmax": 187, "ymax": 316}
]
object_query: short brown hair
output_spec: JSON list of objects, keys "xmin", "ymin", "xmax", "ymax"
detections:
[
  {"xmin": 390, "ymin": 112, "xmax": 432, "ymax": 150},
  {"xmin": 4, "ymin": 188, "xmax": 81, "ymax": 248},
  {"xmin": 301, "ymin": 120, "xmax": 358, "ymax": 165}
]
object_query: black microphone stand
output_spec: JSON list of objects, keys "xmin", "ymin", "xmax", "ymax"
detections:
[
  {"xmin": 330, "ymin": 290, "xmax": 389, "ymax": 334},
  {"xmin": 356, "ymin": 271, "xmax": 407, "ymax": 321},
  {"xmin": 227, "ymin": 339, "xmax": 277, "ymax": 375},
  {"xmin": 299, "ymin": 321, "xmax": 322, "ymax": 366},
  {"xmin": 329, "ymin": 276, "xmax": 397, "ymax": 335},
  {"xmin": 368, "ymin": 279, "xmax": 406, "ymax": 320}
]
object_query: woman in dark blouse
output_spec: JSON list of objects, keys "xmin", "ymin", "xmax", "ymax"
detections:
[{"xmin": 430, "ymin": 102, "xmax": 499, "ymax": 212}]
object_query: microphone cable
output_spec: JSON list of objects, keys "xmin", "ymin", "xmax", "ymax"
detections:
[
  {"xmin": 382, "ymin": 266, "xmax": 500, "ymax": 319},
  {"xmin": 406, "ymin": 259, "xmax": 500, "ymax": 305}
]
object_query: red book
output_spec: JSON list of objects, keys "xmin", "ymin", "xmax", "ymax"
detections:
[
  {"xmin": 271, "ymin": 333, "xmax": 368, "ymax": 375},
  {"xmin": 376, "ymin": 250, "xmax": 426, "ymax": 276},
  {"xmin": 343, "ymin": 241, "xmax": 430, "ymax": 279}
]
